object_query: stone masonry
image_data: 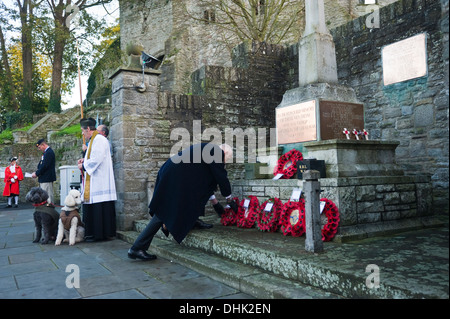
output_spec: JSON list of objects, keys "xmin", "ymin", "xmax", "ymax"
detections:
[{"xmin": 108, "ymin": 0, "xmax": 448, "ymax": 231}]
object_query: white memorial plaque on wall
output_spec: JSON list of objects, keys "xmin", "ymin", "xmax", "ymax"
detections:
[{"xmin": 382, "ymin": 33, "xmax": 428, "ymax": 86}]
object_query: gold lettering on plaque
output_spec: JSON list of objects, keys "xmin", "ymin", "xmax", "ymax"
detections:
[
  {"xmin": 382, "ymin": 33, "xmax": 428, "ymax": 86},
  {"xmin": 276, "ymin": 100, "xmax": 317, "ymax": 144}
]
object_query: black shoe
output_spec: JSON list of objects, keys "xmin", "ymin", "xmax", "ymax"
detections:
[
  {"xmin": 14, "ymin": 205, "xmax": 18, "ymax": 208},
  {"xmin": 6, "ymin": 205, "xmax": 12, "ymax": 208},
  {"xmin": 84, "ymin": 236, "xmax": 96, "ymax": 242},
  {"xmin": 128, "ymin": 249, "xmax": 157, "ymax": 261},
  {"xmin": 193, "ymin": 219, "xmax": 213, "ymax": 229}
]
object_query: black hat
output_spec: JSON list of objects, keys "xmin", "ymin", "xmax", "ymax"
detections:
[
  {"xmin": 36, "ymin": 139, "xmax": 45, "ymax": 146},
  {"xmin": 80, "ymin": 117, "xmax": 96, "ymax": 128},
  {"xmin": 10, "ymin": 156, "xmax": 18, "ymax": 162}
]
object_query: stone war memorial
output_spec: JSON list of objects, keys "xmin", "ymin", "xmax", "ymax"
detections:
[{"xmin": 109, "ymin": 0, "xmax": 448, "ymax": 247}]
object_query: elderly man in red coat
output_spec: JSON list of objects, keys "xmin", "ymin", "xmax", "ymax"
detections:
[{"xmin": 3, "ymin": 156, "xmax": 24, "ymax": 208}]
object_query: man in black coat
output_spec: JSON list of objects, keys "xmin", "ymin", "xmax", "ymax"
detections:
[
  {"xmin": 32, "ymin": 139, "xmax": 56, "ymax": 205},
  {"xmin": 128, "ymin": 143, "xmax": 238, "ymax": 261}
]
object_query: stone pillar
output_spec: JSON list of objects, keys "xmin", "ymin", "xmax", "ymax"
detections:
[
  {"xmin": 110, "ymin": 66, "xmax": 162, "ymax": 231},
  {"xmin": 303, "ymin": 170, "xmax": 324, "ymax": 253},
  {"xmin": 298, "ymin": 0, "xmax": 338, "ymax": 86}
]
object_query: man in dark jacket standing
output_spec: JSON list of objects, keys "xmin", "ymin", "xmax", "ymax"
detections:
[
  {"xmin": 32, "ymin": 139, "xmax": 56, "ymax": 205},
  {"xmin": 128, "ymin": 143, "xmax": 238, "ymax": 261}
]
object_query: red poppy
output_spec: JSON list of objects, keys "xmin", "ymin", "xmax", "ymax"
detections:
[
  {"xmin": 273, "ymin": 149, "xmax": 303, "ymax": 179},
  {"xmin": 220, "ymin": 197, "xmax": 240, "ymax": 226},
  {"xmin": 320, "ymin": 198, "xmax": 340, "ymax": 241},
  {"xmin": 236, "ymin": 196, "xmax": 260, "ymax": 228},
  {"xmin": 257, "ymin": 198, "xmax": 283, "ymax": 232},
  {"xmin": 280, "ymin": 199, "xmax": 306, "ymax": 237}
]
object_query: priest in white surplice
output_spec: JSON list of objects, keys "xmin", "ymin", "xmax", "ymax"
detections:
[{"xmin": 78, "ymin": 118, "xmax": 117, "ymax": 242}]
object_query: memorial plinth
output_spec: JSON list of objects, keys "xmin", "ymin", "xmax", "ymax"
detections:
[{"xmin": 303, "ymin": 139, "xmax": 404, "ymax": 178}]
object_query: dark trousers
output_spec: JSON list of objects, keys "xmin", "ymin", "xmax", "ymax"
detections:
[{"xmin": 131, "ymin": 215, "xmax": 163, "ymax": 251}]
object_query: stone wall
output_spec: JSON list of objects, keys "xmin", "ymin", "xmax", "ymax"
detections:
[
  {"xmin": 120, "ymin": 0, "xmax": 398, "ymax": 94},
  {"xmin": 329, "ymin": 0, "xmax": 449, "ymax": 212}
]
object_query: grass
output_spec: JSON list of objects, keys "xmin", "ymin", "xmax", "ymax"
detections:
[{"xmin": 52, "ymin": 124, "xmax": 82, "ymax": 138}]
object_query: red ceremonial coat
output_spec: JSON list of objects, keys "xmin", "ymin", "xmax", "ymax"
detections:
[{"xmin": 3, "ymin": 165, "xmax": 24, "ymax": 196}]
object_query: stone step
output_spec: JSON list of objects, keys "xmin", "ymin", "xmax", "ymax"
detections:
[
  {"xmin": 117, "ymin": 229, "xmax": 341, "ymax": 299},
  {"xmin": 117, "ymin": 217, "xmax": 447, "ymax": 299}
]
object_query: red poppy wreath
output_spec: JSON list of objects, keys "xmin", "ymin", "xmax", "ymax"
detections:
[
  {"xmin": 236, "ymin": 196, "xmax": 260, "ymax": 228},
  {"xmin": 220, "ymin": 197, "xmax": 240, "ymax": 226},
  {"xmin": 320, "ymin": 198, "xmax": 340, "ymax": 242},
  {"xmin": 280, "ymin": 199, "xmax": 306, "ymax": 237},
  {"xmin": 273, "ymin": 149, "xmax": 303, "ymax": 179},
  {"xmin": 257, "ymin": 198, "xmax": 283, "ymax": 232}
]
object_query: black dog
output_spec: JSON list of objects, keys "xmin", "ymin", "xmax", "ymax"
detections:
[{"xmin": 25, "ymin": 187, "xmax": 59, "ymax": 244}]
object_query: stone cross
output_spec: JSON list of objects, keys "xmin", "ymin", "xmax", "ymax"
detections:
[
  {"xmin": 303, "ymin": 0, "xmax": 329, "ymax": 36},
  {"xmin": 298, "ymin": 0, "xmax": 338, "ymax": 86}
]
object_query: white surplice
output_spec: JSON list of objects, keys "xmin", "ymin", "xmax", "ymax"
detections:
[{"xmin": 81, "ymin": 134, "xmax": 117, "ymax": 204}]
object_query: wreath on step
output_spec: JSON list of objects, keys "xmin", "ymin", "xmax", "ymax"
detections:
[
  {"xmin": 236, "ymin": 196, "xmax": 260, "ymax": 229},
  {"xmin": 220, "ymin": 197, "xmax": 240, "ymax": 226},
  {"xmin": 280, "ymin": 199, "xmax": 306, "ymax": 237},
  {"xmin": 257, "ymin": 198, "xmax": 283, "ymax": 232},
  {"xmin": 273, "ymin": 149, "xmax": 303, "ymax": 179},
  {"xmin": 320, "ymin": 198, "xmax": 340, "ymax": 242}
]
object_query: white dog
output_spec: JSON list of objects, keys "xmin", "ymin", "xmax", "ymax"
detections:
[{"xmin": 55, "ymin": 189, "xmax": 85, "ymax": 246}]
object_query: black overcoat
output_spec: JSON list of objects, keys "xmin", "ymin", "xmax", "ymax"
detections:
[
  {"xmin": 149, "ymin": 143, "xmax": 232, "ymax": 243},
  {"xmin": 36, "ymin": 147, "xmax": 56, "ymax": 183}
]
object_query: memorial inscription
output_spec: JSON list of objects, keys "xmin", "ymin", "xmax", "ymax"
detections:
[
  {"xmin": 319, "ymin": 100, "xmax": 364, "ymax": 140},
  {"xmin": 382, "ymin": 33, "xmax": 428, "ymax": 86},
  {"xmin": 276, "ymin": 100, "xmax": 364, "ymax": 144},
  {"xmin": 276, "ymin": 100, "xmax": 317, "ymax": 144}
]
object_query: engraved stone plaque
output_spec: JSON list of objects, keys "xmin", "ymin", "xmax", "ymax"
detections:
[
  {"xmin": 276, "ymin": 100, "xmax": 317, "ymax": 144},
  {"xmin": 319, "ymin": 100, "xmax": 364, "ymax": 140},
  {"xmin": 382, "ymin": 33, "xmax": 428, "ymax": 86}
]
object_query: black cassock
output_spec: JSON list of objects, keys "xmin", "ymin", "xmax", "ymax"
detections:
[{"xmin": 149, "ymin": 143, "xmax": 232, "ymax": 243}]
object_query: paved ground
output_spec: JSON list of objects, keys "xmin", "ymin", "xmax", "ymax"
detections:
[
  {"xmin": 0, "ymin": 203, "xmax": 253, "ymax": 300},
  {"xmin": 1, "ymin": 203, "xmax": 448, "ymax": 309}
]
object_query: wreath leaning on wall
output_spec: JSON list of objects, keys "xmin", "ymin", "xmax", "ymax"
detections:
[
  {"xmin": 280, "ymin": 199, "xmax": 306, "ymax": 237},
  {"xmin": 236, "ymin": 195, "xmax": 260, "ymax": 229},
  {"xmin": 257, "ymin": 198, "xmax": 283, "ymax": 232},
  {"xmin": 320, "ymin": 198, "xmax": 340, "ymax": 242},
  {"xmin": 273, "ymin": 149, "xmax": 303, "ymax": 179}
]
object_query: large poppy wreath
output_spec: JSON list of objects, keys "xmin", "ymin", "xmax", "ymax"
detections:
[
  {"xmin": 320, "ymin": 198, "xmax": 340, "ymax": 242},
  {"xmin": 220, "ymin": 197, "xmax": 240, "ymax": 226},
  {"xmin": 273, "ymin": 149, "xmax": 303, "ymax": 179},
  {"xmin": 236, "ymin": 195, "xmax": 260, "ymax": 228},
  {"xmin": 257, "ymin": 198, "xmax": 283, "ymax": 232},
  {"xmin": 280, "ymin": 199, "xmax": 306, "ymax": 237}
]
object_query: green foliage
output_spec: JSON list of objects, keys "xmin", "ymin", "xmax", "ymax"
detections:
[
  {"xmin": 0, "ymin": 129, "xmax": 13, "ymax": 144},
  {"xmin": 52, "ymin": 124, "xmax": 82, "ymax": 138},
  {"xmin": 86, "ymin": 37, "xmax": 122, "ymax": 104},
  {"xmin": 4, "ymin": 111, "xmax": 32, "ymax": 130}
]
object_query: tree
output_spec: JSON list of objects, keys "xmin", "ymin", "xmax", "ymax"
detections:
[
  {"xmin": 17, "ymin": 0, "xmax": 35, "ymax": 117},
  {"xmin": 43, "ymin": 0, "xmax": 114, "ymax": 113},
  {"xmin": 0, "ymin": 25, "xmax": 20, "ymax": 112},
  {"xmin": 185, "ymin": 0, "xmax": 304, "ymax": 45}
]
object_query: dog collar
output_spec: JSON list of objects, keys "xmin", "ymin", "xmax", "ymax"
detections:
[{"xmin": 32, "ymin": 200, "xmax": 48, "ymax": 207}]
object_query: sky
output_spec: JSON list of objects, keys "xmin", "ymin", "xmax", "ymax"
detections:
[{"xmin": 1, "ymin": 0, "xmax": 120, "ymax": 110}]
